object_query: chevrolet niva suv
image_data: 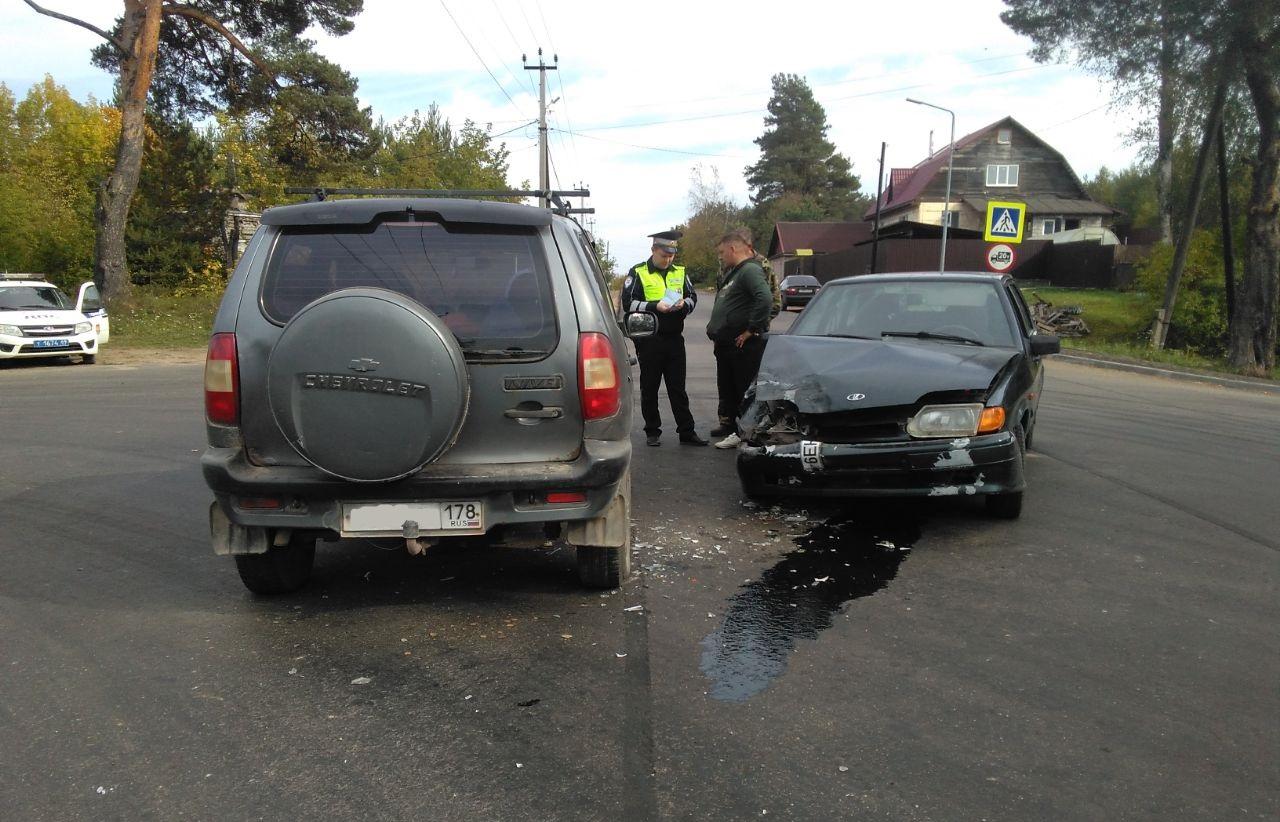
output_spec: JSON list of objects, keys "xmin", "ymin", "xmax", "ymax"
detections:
[{"xmin": 201, "ymin": 198, "xmax": 640, "ymax": 593}]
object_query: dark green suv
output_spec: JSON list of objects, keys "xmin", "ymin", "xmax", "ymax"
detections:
[{"xmin": 202, "ymin": 198, "xmax": 635, "ymax": 593}]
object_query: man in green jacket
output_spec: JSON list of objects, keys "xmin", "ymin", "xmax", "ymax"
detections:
[{"xmin": 706, "ymin": 228, "xmax": 773, "ymax": 449}]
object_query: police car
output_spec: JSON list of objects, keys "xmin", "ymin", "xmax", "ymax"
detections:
[{"xmin": 0, "ymin": 273, "xmax": 109, "ymax": 364}]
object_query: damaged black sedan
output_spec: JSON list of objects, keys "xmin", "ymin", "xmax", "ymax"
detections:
[{"xmin": 737, "ymin": 272, "xmax": 1060, "ymax": 518}]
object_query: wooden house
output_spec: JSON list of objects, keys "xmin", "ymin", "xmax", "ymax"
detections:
[{"xmin": 865, "ymin": 116, "xmax": 1116, "ymax": 239}]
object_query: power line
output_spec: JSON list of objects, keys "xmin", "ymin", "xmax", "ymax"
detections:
[
  {"xmin": 578, "ymin": 51, "xmax": 1033, "ymax": 114},
  {"xmin": 1036, "ymin": 103, "xmax": 1110, "ymax": 132},
  {"xmin": 533, "ymin": 0, "xmax": 581, "ymax": 173},
  {"xmin": 565, "ymin": 64, "xmax": 1053, "ymax": 134},
  {"xmin": 490, "ymin": 0, "xmax": 538, "ymax": 96},
  {"xmin": 555, "ymin": 128, "xmax": 750, "ymax": 159},
  {"xmin": 438, "ymin": 0, "xmax": 525, "ymax": 116}
]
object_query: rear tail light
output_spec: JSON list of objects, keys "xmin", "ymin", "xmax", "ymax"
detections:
[
  {"xmin": 205, "ymin": 332, "xmax": 240, "ymax": 425},
  {"xmin": 578, "ymin": 332, "xmax": 620, "ymax": 420},
  {"xmin": 546, "ymin": 491, "xmax": 587, "ymax": 504}
]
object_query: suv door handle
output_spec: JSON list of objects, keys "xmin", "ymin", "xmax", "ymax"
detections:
[{"xmin": 504, "ymin": 407, "xmax": 563, "ymax": 420}]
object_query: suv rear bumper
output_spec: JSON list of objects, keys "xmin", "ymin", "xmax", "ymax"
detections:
[{"xmin": 203, "ymin": 438, "xmax": 630, "ymax": 532}]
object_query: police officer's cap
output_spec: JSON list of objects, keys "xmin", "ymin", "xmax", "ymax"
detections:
[{"xmin": 648, "ymin": 229, "xmax": 683, "ymax": 252}]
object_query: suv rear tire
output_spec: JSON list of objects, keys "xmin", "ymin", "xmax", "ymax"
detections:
[
  {"xmin": 81, "ymin": 353, "xmax": 96, "ymax": 364},
  {"xmin": 576, "ymin": 536, "xmax": 631, "ymax": 589},
  {"xmin": 234, "ymin": 533, "xmax": 316, "ymax": 594},
  {"xmin": 573, "ymin": 473, "xmax": 632, "ymax": 589}
]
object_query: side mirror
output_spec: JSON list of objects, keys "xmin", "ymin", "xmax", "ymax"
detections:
[
  {"xmin": 624, "ymin": 312, "xmax": 657, "ymax": 339},
  {"xmin": 1029, "ymin": 334, "xmax": 1061, "ymax": 356}
]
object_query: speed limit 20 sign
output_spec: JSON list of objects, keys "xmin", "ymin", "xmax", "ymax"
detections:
[{"xmin": 985, "ymin": 243, "xmax": 1017, "ymax": 273}]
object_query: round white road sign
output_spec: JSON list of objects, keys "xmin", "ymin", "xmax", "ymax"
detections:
[{"xmin": 986, "ymin": 243, "xmax": 1016, "ymax": 273}]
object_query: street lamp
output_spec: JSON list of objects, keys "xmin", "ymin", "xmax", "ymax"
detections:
[{"xmin": 906, "ymin": 98, "xmax": 955, "ymax": 273}]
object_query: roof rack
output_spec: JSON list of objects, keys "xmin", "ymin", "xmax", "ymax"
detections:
[
  {"xmin": 0, "ymin": 272, "xmax": 47, "ymax": 281},
  {"xmin": 282, "ymin": 187, "xmax": 594, "ymax": 216}
]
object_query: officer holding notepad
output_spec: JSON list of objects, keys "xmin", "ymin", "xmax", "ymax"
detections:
[{"xmin": 619, "ymin": 230, "xmax": 707, "ymax": 447}]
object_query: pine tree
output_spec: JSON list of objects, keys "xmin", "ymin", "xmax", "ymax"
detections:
[{"xmin": 744, "ymin": 74, "xmax": 865, "ymax": 226}]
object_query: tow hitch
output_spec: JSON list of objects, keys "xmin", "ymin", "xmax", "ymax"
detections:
[{"xmin": 401, "ymin": 520, "xmax": 438, "ymax": 555}]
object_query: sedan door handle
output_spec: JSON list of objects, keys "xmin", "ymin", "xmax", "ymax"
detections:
[{"xmin": 504, "ymin": 407, "xmax": 563, "ymax": 420}]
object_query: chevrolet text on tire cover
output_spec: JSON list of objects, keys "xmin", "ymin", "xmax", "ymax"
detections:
[{"xmin": 201, "ymin": 196, "xmax": 636, "ymax": 593}]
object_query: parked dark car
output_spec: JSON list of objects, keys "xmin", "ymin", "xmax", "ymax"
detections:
[
  {"xmin": 779, "ymin": 274, "xmax": 821, "ymax": 310},
  {"xmin": 202, "ymin": 197, "xmax": 637, "ymax": 593},
  {"xmin": 737, "ymin": 272, "xmax": 1060, "ymax": 517}
]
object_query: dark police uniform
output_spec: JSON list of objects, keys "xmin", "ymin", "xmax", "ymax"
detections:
[{"xmin": 619, "ymin": 247, "xmax": 701, "ymax": 444}]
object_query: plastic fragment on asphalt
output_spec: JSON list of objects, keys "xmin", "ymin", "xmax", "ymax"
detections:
[
  {"xmin": 616, "ymin": 653, "xmax": 627, "ymax": 658},
  {"xmin": 838, "ymin": 765, "xmax": 849, "ymax": 772},
  {"xmin": 623, "ymin": 605, "xmax": 643, "ymax": 612},
  {"xmin": 351, "ymin": 677, "xmax": 372, "ymax": 685}
]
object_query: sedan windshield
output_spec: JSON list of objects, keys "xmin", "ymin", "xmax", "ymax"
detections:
[
  {"xmin": 791, "ymin": 280, "xmax": 1017, "ymax": 348},
  {"xmin": 0, "ymin": 286, "xmax": 71, "ymax": 311}
]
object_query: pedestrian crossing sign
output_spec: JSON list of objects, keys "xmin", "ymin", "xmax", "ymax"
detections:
[{"xmin": 984, "ymin": 200, "xmax": 1026, "ymax": 243}]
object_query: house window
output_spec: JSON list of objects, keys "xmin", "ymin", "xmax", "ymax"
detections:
[
  {"xmin": 986, "ymin": 164, "xmax": 1019, "ymax": 186},
  {"xmin": 941, "ymin": 209, "xmax": 960, "ymax": 227},
  {"xmin": 1041, "ymin": 217, "xmax": 1064, "ymax": 235},
  {"xmin": 997, "ymin": 128, "xmax": 1012, "ymax": 144}
]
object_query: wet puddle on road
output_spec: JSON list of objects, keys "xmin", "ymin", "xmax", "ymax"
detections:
[{"xmin": 699, "ymin": 515, "xmax": 919, "ymax": 702}]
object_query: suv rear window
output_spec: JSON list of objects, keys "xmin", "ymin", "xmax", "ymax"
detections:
[{"xmin": 261, "ymin": 221, "xmax": 558, "ymax": 355}]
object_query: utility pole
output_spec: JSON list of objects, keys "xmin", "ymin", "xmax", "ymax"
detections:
[{"xmin": 523, "ymin": 49, "xmax": 557, "ymax": 209}]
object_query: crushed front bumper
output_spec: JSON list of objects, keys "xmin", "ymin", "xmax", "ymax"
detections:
[{"xmin": 737, "ymin": 431, "xmax": 1023, "ymax": 498}]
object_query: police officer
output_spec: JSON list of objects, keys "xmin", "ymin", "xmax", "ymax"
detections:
[{"xmin": 619, "ymin": 230, "xmax": 708, "ymax": 447}]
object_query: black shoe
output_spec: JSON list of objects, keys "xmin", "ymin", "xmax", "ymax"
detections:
[
  {"xmin": 679, "ymin": 433, "xmax": 708, "ymax": 446},
  {"xmin": 646, "ymin": 434, "xmax": 661, "ymax": 447},
  {"xmin": 709, "ymin": 423, "xmax": 733, "ymax": 438}
]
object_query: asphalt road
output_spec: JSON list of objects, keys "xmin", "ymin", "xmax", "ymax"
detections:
[{"xmin": 1, "ymin": 325, "xmax": 1277, "ymax": 822}]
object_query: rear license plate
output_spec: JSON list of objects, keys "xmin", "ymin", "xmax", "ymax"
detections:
[
  {"xmin": 798, "ymin": 288, "xmax": 814, "ymax": 293},
  {"xmin": 342, "ymin": 501, "xmax": 484, "ymax": 535},
  {"xmin": 33, "ymin": 339, "xmax": 69, "ymax": 348}
]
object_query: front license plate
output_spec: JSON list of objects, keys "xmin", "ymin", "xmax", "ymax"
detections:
[
  {"xmin": 33, "ymin": 338, "xmax": 69, "ymax": 348},
  {"xmin": 342, "ymin": 501, "xmax": 484, "ymax": 535},
  {"xmin": 800, "ymin": 440, "xmax": 824, "ymax": 472}
]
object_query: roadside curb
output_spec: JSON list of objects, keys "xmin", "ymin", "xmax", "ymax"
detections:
[{"xmin": 1055, "ymin": 351, "xmax": 1277, "ymax": 394}]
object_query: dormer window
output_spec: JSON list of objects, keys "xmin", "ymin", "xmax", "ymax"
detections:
[
  {"xmin": 986, "ymin": 164, "xmax": 1019, "ymax": 186},
  {"xmin": 997, "ymin": 128, "xmax": 1012, "ymax": 144}
]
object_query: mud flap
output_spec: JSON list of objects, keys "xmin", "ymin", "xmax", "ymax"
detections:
[
  {"xmin": 565, "ymin": 472, "xmax": 630, "ymax": 549},
  {"xmin": 210, "ymin": 501, "xmax": 270, "ymax": 556}
]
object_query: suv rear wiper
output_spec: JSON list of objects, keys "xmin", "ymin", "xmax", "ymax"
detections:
[{"xmin": 882, "ymin": 330, "xmax": 984, "ymax": 346}]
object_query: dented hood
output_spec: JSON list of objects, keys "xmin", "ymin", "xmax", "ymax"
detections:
[{"xmin": 754, "ymin": 335, "xmax": 1020, "ymax": 413}]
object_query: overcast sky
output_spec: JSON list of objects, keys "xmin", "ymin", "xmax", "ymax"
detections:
[{"xmin": 1, "ymin": 0, "xmax": 1145, "ymax": 269}]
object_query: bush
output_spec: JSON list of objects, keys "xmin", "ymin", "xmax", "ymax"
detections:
[{"xmin": 1134, "ymin": 232, "xmax": 1227, "ymax": 355}]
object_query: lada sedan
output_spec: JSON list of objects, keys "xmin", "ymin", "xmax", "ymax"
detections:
[{"xmin": 737, "ymin": 272, "xmax": 1060, "ymax": 518}]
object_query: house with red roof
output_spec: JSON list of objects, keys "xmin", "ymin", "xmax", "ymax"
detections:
[{"xmin": 864, "ymin": 116, "xmax": 1116, "ymax": 239}]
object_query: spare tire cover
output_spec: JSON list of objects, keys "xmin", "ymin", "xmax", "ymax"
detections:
[{"xmin": 267, "ymin": 288, "xmax": 469, "ymax": 482}]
